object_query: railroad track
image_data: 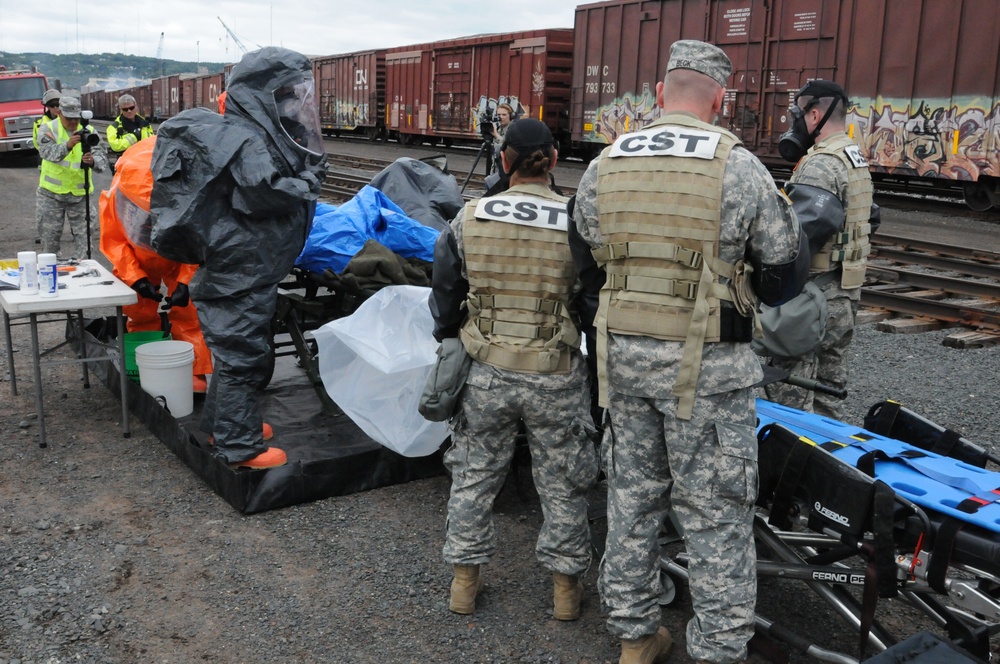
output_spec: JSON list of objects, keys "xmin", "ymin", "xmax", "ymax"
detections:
[
  {"xmin": 321, "ymin": 151, "xmax": 578, "ymax": 204},
  {"xmin": 862, "ymin": 233, "xmax": 1000, "ymax": 347}
]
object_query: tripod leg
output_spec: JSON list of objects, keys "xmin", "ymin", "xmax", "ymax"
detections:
[{"xmin": 461, "ymin": 141, "xmax": 491, "ymax": 194}]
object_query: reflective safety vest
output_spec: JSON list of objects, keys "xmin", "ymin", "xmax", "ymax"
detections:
[
  {"xmin": 459, "ymin": 183, "xmax": 580, "ymax": 374},
  {"xmin": 594, "ymin": 113, "xmax": 746, "ymax": 418},
  {"xmin": 805, "ymin": 133, "xmax": 874, "ymax": 289},
  {"xmin": 38, "ymin": 118, "xmax": 91, "ymax": 196},
  {"xmin": 106, "ymin": 114, "xmax": 155, "ymax": 154}
]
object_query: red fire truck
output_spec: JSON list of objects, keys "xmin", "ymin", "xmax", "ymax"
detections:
[{"xmin": 0, "ymin": 65, "xmax": 50, "ymax": 156}]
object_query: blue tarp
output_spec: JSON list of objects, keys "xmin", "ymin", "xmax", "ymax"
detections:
[{"xmin": 295, "ymin": 186, "xmax": 441, "ymax": 275}]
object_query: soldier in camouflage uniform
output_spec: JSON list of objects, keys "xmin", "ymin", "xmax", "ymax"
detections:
[
  {"xmin": 764, "ymin": 80, "xmax": 875, "ymax": 419},
  {"xmin": 429, "ymin": 119, "xmax": 599, "ymax": 621},
  {"xmin": 36, "ymin": 96, "xmax": 107, "ymax": 259},
  {"xmin": 570, "ymin": 41, "xmax": 807, "ymax": 664}
]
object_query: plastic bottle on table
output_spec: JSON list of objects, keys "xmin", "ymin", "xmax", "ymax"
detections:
[
  {"xmin": 38, "ymin": 253, "xmax": 58, "ymax": 298},
  {"xmin": 17, "ymin": 251, "xmax": 38, "ymax": 294}
]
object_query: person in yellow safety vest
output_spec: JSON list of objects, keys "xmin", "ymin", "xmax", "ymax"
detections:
[
  {"xmin": 36, "ymin": 96, "xmax": 107, "ymax": 258},
  {"xmin": 33, "ymin": 89, "xmax": 62, "ymax": 149},
  {"xmin": 106, "ymin": 93, "xmax": 155, "ymax": 172},
  {"xmin": 33, "ymin": 89, "xmax": 63, "ymax": 245},
  {"xmin": 99, "ymin": 136, "xmax": 213, "ymax": 393}
]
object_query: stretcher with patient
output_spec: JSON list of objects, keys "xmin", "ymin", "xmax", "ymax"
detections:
[{"xmin": 661, "ymin": 398, "xmax": 1000, "ymax": 663}]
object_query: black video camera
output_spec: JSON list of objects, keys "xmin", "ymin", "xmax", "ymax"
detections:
[
  {"xmin": 76, "ymin": 110, "xmax": 100, "ymax": 154},
  {"xmin": 479, "ymin": 112, "xmax": 496, "ymax": 141}
]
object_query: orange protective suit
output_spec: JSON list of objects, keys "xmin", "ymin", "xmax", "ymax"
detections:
[
  {"xmin": 99, "ymin": 137, "xmax": 213, "ymax": 376},
  {"xmin": 217, "ymin": 90, "xmax": 227, "ymax": 114}
]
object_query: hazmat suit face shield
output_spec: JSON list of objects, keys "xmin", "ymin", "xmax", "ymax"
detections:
[
  {"xmin": 273, "ymin": 78, "xmax": 324, "ymax": 157},
  {"xmin": 115, "ymin": 191, "xmax": 154, "ymax": 250}
]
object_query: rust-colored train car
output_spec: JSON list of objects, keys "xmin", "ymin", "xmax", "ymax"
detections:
[
  {"xmin": 313, "ymin": 49, "xmax": 386, "ymax": 139},
  {"xmin": 570, "ymin": 0, "xmax": 1000, "ymax": 209},
  {"xmin": 150, "ymin": 75, "xmax": 172, "ymax": 120},
  {"xmin": 192, "ymin": 72, "xmax": 225, "ymax": 112},
  {"xmin": 385, "ymin": 29, "xmax": 574, "ymax": 147},
  {"xmin": 180, "ymin": 75, "xmax": 197, "ymax": 112}
]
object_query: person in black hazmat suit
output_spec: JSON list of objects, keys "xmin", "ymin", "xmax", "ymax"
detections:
[{"xmin": 149, "ymin": 47, "xmax": 327, "ymax": 469}]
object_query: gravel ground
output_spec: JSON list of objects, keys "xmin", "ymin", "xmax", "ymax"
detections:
[{"xmin": 2, "ymin": 148, "xmax": 1000, "ymax": 664}]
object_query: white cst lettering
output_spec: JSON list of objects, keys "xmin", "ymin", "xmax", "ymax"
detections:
[
  {"xmin": 475, "ymin": 196, "xmax": 569, "ymax": 231},
  {"xmin": 610, "ymin": 126, "xmax": 721, "ymax": 159}
]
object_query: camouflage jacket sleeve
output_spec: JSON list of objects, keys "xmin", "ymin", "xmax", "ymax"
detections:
[
  {"xmin": 789, "ymin": 152, "xmax": 849, "ymax": 205},
  {"xmin": 724, "ymin": 148, "xmax": 801, "ymax": 267},
  {"xmin": 572, "ymin": 156, "xmax": 604, "ymax": 250},
  {"xmin": 36, "ymin": 122, "xmax": 69, "ymax": 163}
]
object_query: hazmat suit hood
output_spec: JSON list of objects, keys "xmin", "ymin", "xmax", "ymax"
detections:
[
  {"xmin": 225, "ymin": 47, "xmax": 325, "ymax": 173},
  {"xmin": 149, "ymin": 46, "xmax": 328, "ymax": 299}
]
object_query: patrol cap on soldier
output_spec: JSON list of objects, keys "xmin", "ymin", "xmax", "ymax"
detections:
[
  {"xmin": 41, "ymin": 89, "xmax": 62, "ymax": 106},
  {"xmin": 500, "ymin": 118, "xmax": 554, "ymax": 153},
  {"xmin": 59, "ymin": 96, "xmax": 82, "ymax": 118},
  {"xmin": 666, "ymin": 40, "xmax": 732, "ymax": 88},
  {"xmin": 794, "ymin": 79, "xmax": 847, "ymax": 103}
]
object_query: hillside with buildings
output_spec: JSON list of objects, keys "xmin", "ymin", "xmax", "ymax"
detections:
[{"xmin": 0, "ymin": 51, "xmax": 230, "ymax": 92}]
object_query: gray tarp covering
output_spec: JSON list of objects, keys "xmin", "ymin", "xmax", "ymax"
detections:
[{"xmin": 368, "ymin": 157, "xmax": 464, "ymax": 233}]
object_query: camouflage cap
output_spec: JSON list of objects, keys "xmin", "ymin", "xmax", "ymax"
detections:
[
  {"xmin": 59, "ymin": 96, "xmax": 82, "ymax": 118},
  {"xmin": 41, "ymin": 89, "xmax": 62, "ymax": 105},
  {"xmin": 666, "ymin": 40, "xmax": 732, "ymax": 88}
]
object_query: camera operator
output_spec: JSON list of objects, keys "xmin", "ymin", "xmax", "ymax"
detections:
[
  {"xmin": 36, "ymin": 96, "xmax": 107, "ymax": 258},
  {"xmin": 490, "ymin": 103, "xmax": 515, "ymax": 169}
]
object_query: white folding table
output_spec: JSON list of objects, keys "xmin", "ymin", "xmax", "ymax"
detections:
[{"xmin": 0, "ymin": 260, "xmax": 137, "ymax": 448}]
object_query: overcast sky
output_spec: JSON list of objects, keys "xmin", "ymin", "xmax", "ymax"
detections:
[{"xmin": 0, "ymin": 1, "xmax": 583, "ymax": 64}]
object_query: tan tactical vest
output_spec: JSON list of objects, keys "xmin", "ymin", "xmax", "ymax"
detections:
[
  {"xmin": 594, "ymin": 114, "xmax": 746, "ymax": 419},
  {"xmin": 459, "ymin": 183, "xmax": 580, "ymax": 374},
  {"xmin": 806, "ymin": 133, "xmax": 874, "ymax": 289}
]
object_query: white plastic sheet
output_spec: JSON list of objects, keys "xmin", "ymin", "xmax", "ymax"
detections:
[{"xmin": 312, "ymin": 285, "xmax": 450, "ymax": 457}]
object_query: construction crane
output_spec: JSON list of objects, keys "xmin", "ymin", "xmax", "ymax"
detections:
[
  {"xmin": 217, "ymin": 17, "xmax": 249, "ymax": 56},
  {"xmin": 155, "ymin": 32, "xmax": 165, "ymax": 77}
]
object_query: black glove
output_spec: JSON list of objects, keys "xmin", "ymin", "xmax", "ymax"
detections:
[
  {"xmin": 167, "ymin": 283, "xmax": 190, "ymax": 308},
  {"xmin": 131, "ymin": 277, "xmax": 163, "ymax": 302}
]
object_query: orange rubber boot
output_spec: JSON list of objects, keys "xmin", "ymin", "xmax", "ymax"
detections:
[{"xmin": 230, "ymin": 447, "xmax": 287, "ymax": 470}]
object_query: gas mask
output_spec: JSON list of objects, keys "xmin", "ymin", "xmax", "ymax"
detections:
[
  {"xmin": 274, "ymin": 77, "xmax": 324, "ymax": 157},
  {"xmin": 778, "ymin": 95, "xmax": 842, "ymax": 163}
]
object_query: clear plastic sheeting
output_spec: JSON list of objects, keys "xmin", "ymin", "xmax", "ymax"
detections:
[{"xmin": 313, "ymin": 285, "xmax": 450, "ymax": 457}]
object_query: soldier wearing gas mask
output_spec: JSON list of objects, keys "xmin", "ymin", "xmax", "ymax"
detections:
[
  {"xmin": 766, "ymin": 80, "xmax": 875, "ymax": 418},
  {"xmin": 149, "ymin": 47, "xmax": 327, "ymax": 470}
]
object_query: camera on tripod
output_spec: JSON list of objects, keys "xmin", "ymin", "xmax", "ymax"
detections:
[
  {"xmin": 479, "ymin": 111, "xmax": 496, "ymax": 141},
  {"xmin": 76, "ymin": 110, "xmax": 100, "ymax": 154}
]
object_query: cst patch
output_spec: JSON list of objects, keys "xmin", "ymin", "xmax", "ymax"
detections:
[
  {"xmin": 609, "ymin": 125, "xmax": 721, "ymax": 159},
  {"xmin": 474, "ymin": 196, "xmax": 569, "ymax": 231},
  {"xmin": 844, "ymin": 144, "xmax": 869, "ymax": 168}
]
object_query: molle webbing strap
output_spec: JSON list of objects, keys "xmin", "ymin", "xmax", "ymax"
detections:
[{"xmin": 593, "ymin": 116, "xmax": 738, "ymax": 417}]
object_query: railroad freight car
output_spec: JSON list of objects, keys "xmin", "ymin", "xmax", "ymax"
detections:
[
  {"xmin": 385, "ymin": 29, "xmax": 574, "ymax": 148},
  {"xmin": 570, "ymin": 0, "xmax": 1000, "ymax": 210},
  {"xmin": 313, "ymin": 50, "xmax": 386, "ymax": 140}
]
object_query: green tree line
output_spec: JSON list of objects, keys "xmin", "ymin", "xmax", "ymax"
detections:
[{"xmin": 0, "ymin": 52, "xmax": 230, "ymax": 91}]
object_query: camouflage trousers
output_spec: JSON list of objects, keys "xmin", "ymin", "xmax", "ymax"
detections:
[
  {"xmin": 37, "ymin": 188, "xmax": 94, "ymax": 260},
  {"xmin": 443, "ymin": 358, "xmax": 598, "ymax": 575},
  {"xmin": 764, "ymin": 294, "xmax": 858, "ymax": 419},
  {"xmin": 600, "ymin": 388, "xmax": 757, "ymax": 663}
]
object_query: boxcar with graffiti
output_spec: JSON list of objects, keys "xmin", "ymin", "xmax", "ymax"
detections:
[
  {"xmin": 570, "ymin": 0, "xmax": 1000, "ymax": 210},
  {"xmin": 384, "ymin": 29, "xmax": 574, "ymax": 148}
]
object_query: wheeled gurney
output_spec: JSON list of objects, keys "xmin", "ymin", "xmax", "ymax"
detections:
[{"xmin": 661, "ymin": 399, "xmax": 1000, "ymax": 663}]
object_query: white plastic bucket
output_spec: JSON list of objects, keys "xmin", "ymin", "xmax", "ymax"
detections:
[{"xmin": 135, "ymin": 340, "xmax": 195, "ymax": 418}]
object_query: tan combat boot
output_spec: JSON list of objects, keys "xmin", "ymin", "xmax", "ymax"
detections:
[
  {"xmin": 620, "ymin": 626, "xmax": 673, "ymax": 664},
  {"xmin": 449, "ymin": 564, "xmax": 483, "ymax": 614},
  {"xmin": 552, "ymin": 572, "xmax": 584, "ymax": 621}
]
